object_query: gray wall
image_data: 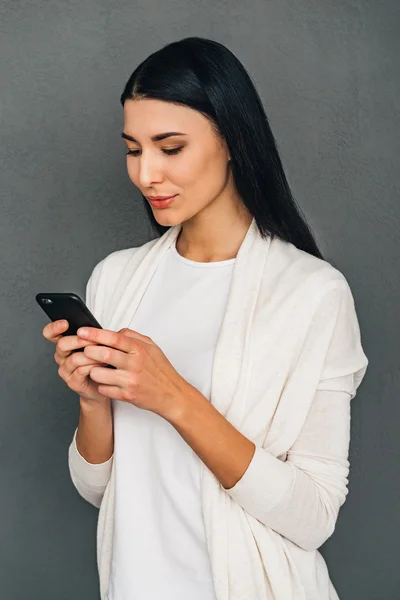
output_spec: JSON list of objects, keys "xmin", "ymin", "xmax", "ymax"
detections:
[{"xmin": 1, "ymin": 1, "xmax": 398, "ymax": 599}]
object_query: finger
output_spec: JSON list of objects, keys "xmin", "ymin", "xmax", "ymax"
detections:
[
  {"xmin": 77, "ymin": 327, "xmax": 141, "ymax": 354},
  {"xmin": 83, "ymin": 344, "xmax": 127, "ymax": 370},
  {"xmin": 56, "ymin": 352, "xmax": 108, "ymax": 369},
  {"xmin": 88, "ymin": 365, "xmax": 122, "ymax": 386},
  {"xmin": 69, "ymin": 350, "xmax": 110, "ymax": 367},
  {"xmin": 118, "ymin": 328, "xmax": 154, "ymax": 345},
  {"xmin": 43, "ymin": 319, "xmax": 69, "ymax": 342},
  {"xmin": 62, "ymin": 356, "xmax": 101, "ymax": 384},
  {"xmin": 97, "ymin": 384, "xmax": 123, "ymax": 400},
  {"xmin": 59, "ymin": 347, "xmax": 110, "ymax": 370},
  {"xmin": 74, "ymin": 364, "xmax": 107, "ymax": 379},
  {"xmin": 57, "ymin": 335, "xmax": 100, "ymax": 360},
  {"xmin": 88, "ymin": 366, "xmax": 126, "ymax": 399}
]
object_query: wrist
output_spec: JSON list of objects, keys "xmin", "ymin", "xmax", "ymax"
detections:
[
  {"xmin": 79, "ymin": 396, "xmax": 111, "ymax": 413},
  {"xmin": 163, "ymin": 384, "xmax": 202, "ymax": 426}
]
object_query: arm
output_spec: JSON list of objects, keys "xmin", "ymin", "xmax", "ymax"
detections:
[
  {"xmin": 250, "ymin": 384, "xmax": 352, "ymax": 550},
  {"xmin": 168, "ymin": 280, "xmax": 368, "ymax": 551},
  {"xmin": 169, "ymin": 377, "xmax": 352, "ymax": 551},
  {"xmin": 67, "ymin": 247, "xmax": 144, "ymax": 507},
  {"xmin": 68, "ymin": 399, "xmax": 114, "ymax": 509},
  {"xmin": 67, "ymin": 257, "xmax": 114, "ymax": 509}
]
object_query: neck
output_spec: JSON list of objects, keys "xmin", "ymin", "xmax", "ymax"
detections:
[{"xmin": 175, "ymin": 208, "xmax": 253, "ymax": 263}]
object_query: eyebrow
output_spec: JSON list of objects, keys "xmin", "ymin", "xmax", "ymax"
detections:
[{"xmin": 120, "ymin": 131, "xmax": 187, "ymax": 143}]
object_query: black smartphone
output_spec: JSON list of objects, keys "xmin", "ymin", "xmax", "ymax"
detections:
[
  {"xmin": 36, "ymin": 292, "xmax": 116, "ymax": 368},
  {"xmin": 36, "ymin": 292, "xmax": 102, "ymax": 335}
]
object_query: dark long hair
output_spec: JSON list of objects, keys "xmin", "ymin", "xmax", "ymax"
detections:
[{"xmin": 120, "ymin": 36, "xmax": 323, "ymax": 259}]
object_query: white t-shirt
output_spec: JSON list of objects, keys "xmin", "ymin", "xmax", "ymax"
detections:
[{"xmin": 107, "ymin": 238, "xmax": 236, "ymax": 599}]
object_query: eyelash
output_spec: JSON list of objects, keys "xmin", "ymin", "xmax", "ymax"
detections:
[{"xmin": 126, "ymin": 147, "xmax": 183, "ymax": 157}]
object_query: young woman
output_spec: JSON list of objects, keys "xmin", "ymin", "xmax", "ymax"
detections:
[{"xmin": 44, "ymin": 37, "xmax": 368, "ymax": 599}]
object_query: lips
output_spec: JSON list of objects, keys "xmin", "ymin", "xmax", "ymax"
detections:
[
  {"xmin": 147, "ymin": 195, "xmax": 176, "ymax": 200},
  {"xmin": 147, "ymin": 195, "xmax": 177, "ymax": 208}
]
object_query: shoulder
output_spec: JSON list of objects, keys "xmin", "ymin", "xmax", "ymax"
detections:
[
  {"xmin": 86, "ymin": 236, "xmax": 159, "ymax": 304},
  {"xmin": 267, "ymin": 235, "xmax": 353, "ymax": 300},
  {"xmin": 92, "ymin": 237, "xmax": 159, "ymax": 280}
]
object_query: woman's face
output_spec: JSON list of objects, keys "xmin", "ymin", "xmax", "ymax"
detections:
[{"xmin": 122, "ymin": 98, "xmax": 233, "ymax": 225}]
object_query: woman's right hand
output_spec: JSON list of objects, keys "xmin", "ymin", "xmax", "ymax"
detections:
[{"xmin": 42, "ymin": 319, "xmax": 110, "ymax": 406}]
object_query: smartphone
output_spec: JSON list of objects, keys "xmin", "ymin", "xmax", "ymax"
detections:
[{"xmin": 36, "ymin": 292, "xmax": 116, "ymax": 368}]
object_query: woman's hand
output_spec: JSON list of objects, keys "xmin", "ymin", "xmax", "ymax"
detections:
[
  {"xmin": 77, "ymin": 327, "xmax": 190, "ymax": 420},
  {"xmin": 42, "ymin": 319, "xmax": 112, "ymax": 406}
]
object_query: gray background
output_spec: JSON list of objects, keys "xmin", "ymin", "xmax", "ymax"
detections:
[{"xmin": 1, "ymin": 1, "xmax": 398, "ymax": 599}]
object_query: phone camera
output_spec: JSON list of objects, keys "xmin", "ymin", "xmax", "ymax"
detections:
[{"xmin": 42, "ymin": 298, "xmax": 53, "ymax": 304}]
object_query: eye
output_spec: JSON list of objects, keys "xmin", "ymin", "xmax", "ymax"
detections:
[
  {"xmin": 162, "ymin": 147, "xmax": 183, "ymax": 156},
  {"xmin": 126, "ymin": 147, "xmax": 183, "ymax": 157}
]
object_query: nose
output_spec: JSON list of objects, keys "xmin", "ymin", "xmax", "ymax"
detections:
[{"xmin": 137, "ymin": 152, "xmax": 163, "ymax": 189}]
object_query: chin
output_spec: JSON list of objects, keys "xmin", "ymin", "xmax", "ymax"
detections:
[{"xmin": 152, "ymin": 211, "xmax": 181, "ymax": 226}]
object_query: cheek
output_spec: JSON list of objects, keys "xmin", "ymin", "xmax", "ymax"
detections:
[
  {"xmin": 125, "ymin": 156, "xmax": 189, "ymax": 186},
  {"xmin": 184, "ymin": 147, "xmax": 226, "ymax": 186},
  {"xmin": 171, "ymin": 153, "xmax": 204, "ymax": 186},
  {"xmin": 125, "ymin": 148, "xmax": 226, "ymax": 193},
  {"xmin": 126, "ymin": 160, "xmax": 138, "ymax": 184},
  {"xmin": 186, "ymin": 149, "xmax": 228, "ymax": 195}
]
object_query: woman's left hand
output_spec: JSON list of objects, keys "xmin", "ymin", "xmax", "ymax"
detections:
[{"xmin": 77, "ymin": 326, "xmax": 190, "ymax": 421}]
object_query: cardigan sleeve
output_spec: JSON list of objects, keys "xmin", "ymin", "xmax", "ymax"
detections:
[
  {"xmin": 68, "ymin": 427, "xmax": 113, "ymax": 509},
  {"xmin": 222, "ymin": 382, "xmax": 352, "ymax": 551},
  {"xmin": 223, "ymin": 280, "xmax": 369, "ymax": 551},
  {"xmin": 315, "ymin": 278, "xmax": 369, "ymax": 398},
  {"xmin": 67, "ymin": 258, "xmax": 114, "ymax": 509}
]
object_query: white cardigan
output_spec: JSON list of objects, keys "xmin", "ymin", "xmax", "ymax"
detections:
[{"xmin": 68, "ymin": 217, "xmax": 368, "ymax": 599}]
